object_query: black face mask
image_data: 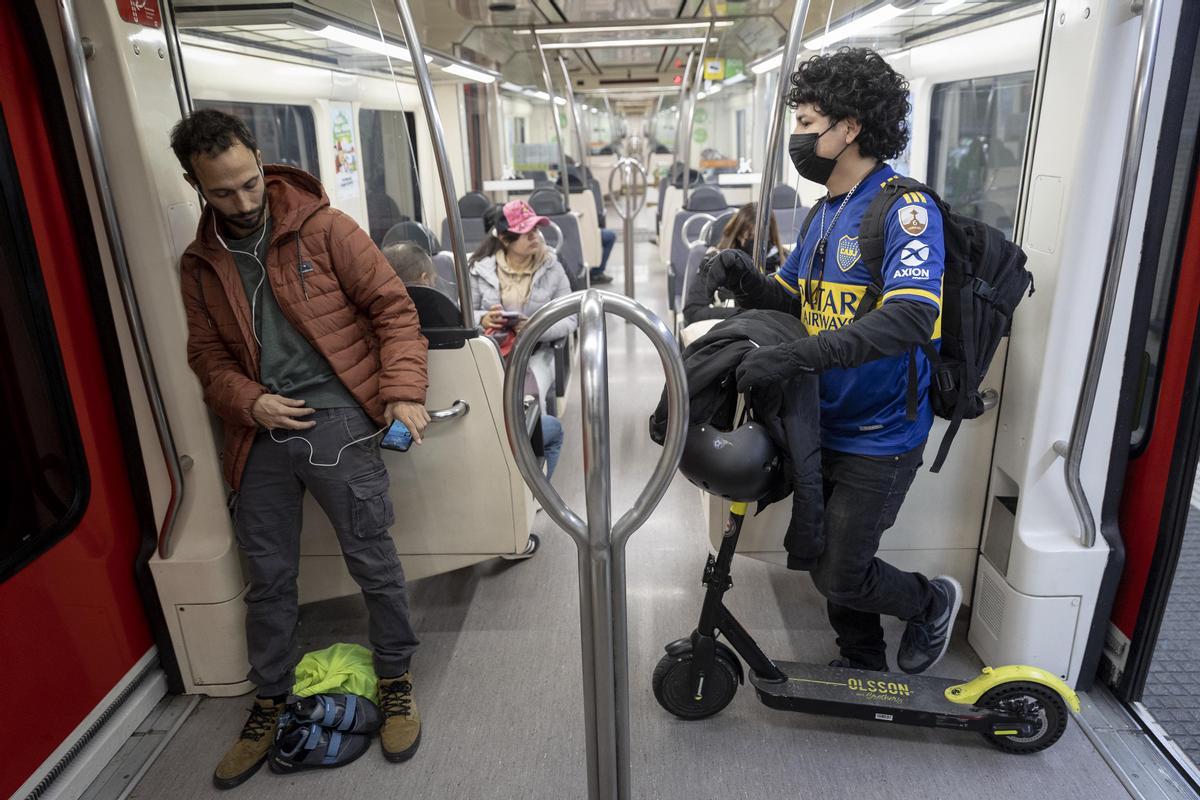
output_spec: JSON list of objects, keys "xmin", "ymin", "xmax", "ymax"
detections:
[{"xmin": 788, "ymin": 124, "xmax": 848, "ymax": 185}]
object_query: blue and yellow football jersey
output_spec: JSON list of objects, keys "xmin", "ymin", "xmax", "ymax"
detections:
[{"xmin": 775, "ymin": 164, "xmax": 944, "ymax": 455}]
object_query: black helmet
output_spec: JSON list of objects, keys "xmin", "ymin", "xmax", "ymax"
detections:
[{"xmin": 678, "ymin": 421, "xmax": 784, "ymax": 502}]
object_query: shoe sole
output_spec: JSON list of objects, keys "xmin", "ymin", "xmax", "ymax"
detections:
[
  {"xmin": 905, "ymin": 575, "xmax": 963, "ymax": 675},
  {"xmin": 212, "ymin": 755, "xmax": 266, "ymax": 790},
  {"xmin": 383, "ymin": 729, "xmax": 421, "ymax": 763}
]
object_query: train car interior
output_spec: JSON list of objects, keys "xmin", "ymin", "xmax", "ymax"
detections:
[{"xmin": 7, "ymin": 0, "xmax": 1200, "ymax": 798}]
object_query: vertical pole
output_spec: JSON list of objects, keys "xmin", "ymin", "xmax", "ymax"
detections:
[
  {"xmin": 578, "ymin": 291, "xmax": 618, "ymax": 799},
  {"xmin": 673, "ymin": 51, "xmax": 695, "ymax": 180},
  {"xmin": 388, "ymin": 0, "xmax": 472, "ymax": 323},
  {"xmin": 557, "ymin": 56, "xmax": 590, "ymax": 185},
  {"xmin": 753, "ymin": 0, "xmax": 812, "ymax": 273},
  {"xmin": 623, "ymin": 160, "xmax": 635, "ymax": 298},
  {"xmin": 533, "ymin": 31, "xmax": 571, "ymax": 203},
  {"xmin": 682, "ymin": 22, "xmax": 714, "ymax": 208}
]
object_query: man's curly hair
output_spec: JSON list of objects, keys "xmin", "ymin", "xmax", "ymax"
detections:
[{"xmin": 786, "ymin": 48, "xmax": 910, "ymax": 161}]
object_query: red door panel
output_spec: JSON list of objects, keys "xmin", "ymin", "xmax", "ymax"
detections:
[{"xmin": 0, "ymin": 5, "xmax": 153, "ymax": 796}]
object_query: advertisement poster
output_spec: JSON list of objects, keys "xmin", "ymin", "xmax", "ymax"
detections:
[{"xmin": 329, "ymin": 102, "xmax": 359, "ymax": 202}]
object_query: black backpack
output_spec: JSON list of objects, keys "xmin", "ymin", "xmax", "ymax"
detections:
[{"xmin": 801, "ymin": 176, "xmax": 1034, "ymax": 472}]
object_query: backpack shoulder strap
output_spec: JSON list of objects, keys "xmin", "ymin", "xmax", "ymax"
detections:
[
  {"xmin": 853, "ymin": 177, "xmax": 941, "ymax": 322},
  {"xmin": 799, "ymin": 200, "xmax": 822, "ymax": 239}
]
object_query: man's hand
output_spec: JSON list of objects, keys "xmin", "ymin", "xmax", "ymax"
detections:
[
  {"xmin": 251, "ymin": 394, "xmax": 316, "ymax": 430},
  {"xmin": 704, "ymin": 248, "xmax": 754, "ymax": 297},
  {"xmin": 735, "ymin": 342, "xmax": 818, "ymax": 392},
  {"xmin": 386, "ymin": 400, "xmax": 431, "ymax": 445}
]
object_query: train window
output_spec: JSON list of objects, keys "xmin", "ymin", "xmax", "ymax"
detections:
[
  {"xmin": 359, "ymin": 108, "xmax": 422, "ymax": 244},
  {"xmin": 193, "ymin": 100, "xmax": 320, "ymax": 178},
  {"xmin": 0, "ymin": 110, "xmax": 88, "ymax": 582},
  {"xmin": 928, "ymin": 72, "xmax": 1035, "ymax": 240}
]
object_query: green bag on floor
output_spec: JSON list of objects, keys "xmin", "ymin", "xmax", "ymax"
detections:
[{"xmin": 292, "ymin": 643, "xmax": 378, "ymax": 701}]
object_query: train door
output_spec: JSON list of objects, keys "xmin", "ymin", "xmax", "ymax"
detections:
[
  {"xmin": 0, "ymin": 3, "xmax": 158, "ymax": 796},
  {"xmin": 1097, "ymin": 1, "xmax": 1200, "ymax": 781}
]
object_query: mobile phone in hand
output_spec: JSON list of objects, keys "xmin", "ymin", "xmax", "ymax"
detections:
[
  {"xmin": 380, "ymin": 420, "xmax": 412, "ymax": 452},
  {"xmin": 500, "ymin": 311, "xmax": 522, "ymax": 328}
]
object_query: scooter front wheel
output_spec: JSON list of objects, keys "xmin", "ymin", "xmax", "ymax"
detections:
[
  {"xmin": 652, "ymin": 651, "xmax": 738, "ymax": 720},
  {"xmin": 977, "ymin": 681, "xmax": 1069, "ymax": 754}
]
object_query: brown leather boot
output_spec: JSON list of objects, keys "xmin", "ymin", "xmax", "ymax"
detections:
[
  {"xmin": 378, "ymin": 673, "xmax": 421, "ymax": 762},
  {"xmin": 212, "ymin": 697, "xmax": 283, "ymax": 789}
]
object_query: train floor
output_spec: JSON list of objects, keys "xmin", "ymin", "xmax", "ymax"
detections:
[{"xmin": 124, "ymin": 209, "xmax": 1139, "ymax": 800}]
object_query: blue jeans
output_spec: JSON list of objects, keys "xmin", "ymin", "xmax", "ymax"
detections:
[
  {"xmin": 810, "ymin": 444, "xmax": 936, "ymax": 670},
  {"xmin": 541, "ymin": 414, "xmax": 564, "ymax": 478},
  {"xmin": 595, "ymin": 229, "xmax": 616, "ymax": 275}
]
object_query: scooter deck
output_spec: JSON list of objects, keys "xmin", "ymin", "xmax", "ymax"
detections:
[{"xmin": 749, "ymin": 661, "xmax": 1009, "ymax": 732}]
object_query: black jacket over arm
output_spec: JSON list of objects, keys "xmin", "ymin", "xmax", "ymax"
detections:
[{"xmin": 650, "ymin": 310, "xmax": 825, "ymax": 568}]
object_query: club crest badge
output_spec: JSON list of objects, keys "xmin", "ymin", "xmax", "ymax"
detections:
[
  {"xmin": 898, "ymin": 204, "xmax": 928, "ymax": 236},
  {"xmin": 836, "ymin": 235, "xmax": 860, "ymax": 272}
]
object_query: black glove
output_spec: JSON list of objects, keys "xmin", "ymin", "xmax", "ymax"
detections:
[
  {"xmin": 703, "ymin": 248, "xmax": 754, "ymax": 297},
  {"xmin": 735, "ymin": 340, "xmax": 819, "ymax": 392}
]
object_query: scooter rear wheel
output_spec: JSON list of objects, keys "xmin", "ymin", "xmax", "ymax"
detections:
[
  {"xmin": 977, "ymin": 681, "xmax": 1069, "ymax": 754},
  {"xmin": 652, "ymin": 651, "xmax": 738, "ymax": 720}
]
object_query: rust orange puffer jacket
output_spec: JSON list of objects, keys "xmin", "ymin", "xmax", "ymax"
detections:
[{"xmin": 179, "ymin": 165, "xmax": 428, "ymax": 489}]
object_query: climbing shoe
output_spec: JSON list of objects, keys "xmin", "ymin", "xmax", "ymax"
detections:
[
  {"xmin": 268, "ymin": 720, "xmax": 371, "ymax": 773},
  {"xmin": 897, "ymin": 575, "xmax": 963, "ymax": 675},
  {"xmin": 212, "ymin": 697, "xmax": 283, "ymax": 789},
  {"xmin": 378, "ymin": 673, "xmax": 421, "ymax": 762},
  {"xmin": 290, "ymin": 694, "xmax": 382, "ymax": 734}
]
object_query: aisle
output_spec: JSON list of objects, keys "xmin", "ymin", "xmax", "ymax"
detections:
[{"xmin": 127, "ymin": 207, "xmax": 1129, "ymax": 800}]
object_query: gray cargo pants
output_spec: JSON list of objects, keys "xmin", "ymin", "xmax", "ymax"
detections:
[{"xmin": 232, "ymin": 407, "xmax": 418, "ymax": 696}]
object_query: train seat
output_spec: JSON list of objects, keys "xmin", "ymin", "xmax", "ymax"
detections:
[
  {"xmin": 382, "ymin": 220, "xmax": 441, "ymax": 253},
  {"xmin": 771, "ymin": 184, "xmax": 808, "ymax": 246},
  {"xmin": 528, "ymin": 187, "xmax": 589, "ymax": 287},
  {"xmin": 678, "ymin": 209, "xmax": 734, "ymax": 316},
  {"xmin": 296, "ymin": 333, "xmax": 538, "ymax": 607},
  {"xmin": 667, "ymin": 187, "xmax": 731, "ymax": 307},
  {"xmin": 441, "ymin": 192, "xmax": 490, "ymax": 255}
]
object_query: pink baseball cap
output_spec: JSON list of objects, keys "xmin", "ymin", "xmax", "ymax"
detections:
[{"xmin": 502, "ymin": 199, "xmax": 550, "ymax": 235}]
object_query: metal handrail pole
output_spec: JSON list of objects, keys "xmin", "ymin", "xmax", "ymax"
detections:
[
  {"xmin": 57, "ymin": 0, "xmax": 186, "ymax": 560},
  {"xmin": 389, "ymin": 0, "xmax": 472, "ymax": 322},
  {"xmin": 502, "ymin": 291, "xmax": 688, "ymax": 800},
  {"xmin": 1062, "ymin": 0, "xmax": 1164, "ymax": 548},
  {"xmin": 578, "ymin": 291, "xmax": 619, "ymax": 797},
  {"xmin": 623, "ymin": 160, "xmax": 635, "ymax": 297},
  {"xmin": 682, "ymin": 22, "xmax": 715, "ymax": 208},
  {"xmin": 673, "ymin": 51, "xmax": 696, "ymax": 185},
  {"xmin": 753, "ymin": 0, "xmax": 812, "ymax": 272},
  {"xmin": 160, "ymin": 0, "xmax": 192, "ymax": 117},
  {"xmin": 557, "ymin": 56, "xmax": 591, "ymax": 190},
  {"xmin": 533, "ymin": 32, "xmax": 571, "ymax": 203}
]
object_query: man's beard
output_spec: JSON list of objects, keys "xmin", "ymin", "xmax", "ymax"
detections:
[{"xmin": 222, "ymin": 204, "xmax": 265, "ymax": 233}]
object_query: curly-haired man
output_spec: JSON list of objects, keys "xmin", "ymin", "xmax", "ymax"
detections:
[{"xmin": 706, "ymin": 48, "xmax": 962, "ymax": 675}]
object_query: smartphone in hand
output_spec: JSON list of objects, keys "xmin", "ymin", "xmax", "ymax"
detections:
[
  {"xmin": 500, "ymin": 311, "xmax": 522, "ymax": 328},
  {"xmin": 380, "ymin": 420, "xmax": 413, "ymax": 452}
]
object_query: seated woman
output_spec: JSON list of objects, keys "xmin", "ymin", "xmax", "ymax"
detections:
[
  {"xmin": 385, "ymin": 240, "xmax": 564, "ymax": 478},
  {"xmin": 469, "ymin": 200, "xmax": 576, "ymax": 475},
  {"xmin": 683, "ymin": 203, "xmax": 784, "ymax": 327}
]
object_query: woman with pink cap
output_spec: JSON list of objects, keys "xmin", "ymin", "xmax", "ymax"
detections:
[{"xmin": 469, "ymin": 199, "xmax": 576, "ymax": 476}]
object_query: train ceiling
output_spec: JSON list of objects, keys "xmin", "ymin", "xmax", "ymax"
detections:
[{"xmin": 173, "ymin": 0, "xmax": 1042, "ymax": 108}]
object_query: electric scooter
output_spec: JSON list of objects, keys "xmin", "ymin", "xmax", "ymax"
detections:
[{"xmin": 653, "ymin": 501, "xmax": 1079, "ymax": 754}]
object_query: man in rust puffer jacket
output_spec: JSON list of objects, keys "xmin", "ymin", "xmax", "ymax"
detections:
[{"xmin": 172, "ymin": 110, "xmax": 427, "ymax": 788}]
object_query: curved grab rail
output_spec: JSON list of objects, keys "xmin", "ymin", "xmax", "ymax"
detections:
[
  {"xmin": 502, "ymin": 289, "xmax": 687, "ymax": 800},
  {"xmin": 607, "ymin": 158, "xmax": 648, "ymax": 220},
  {"xmin": 541, "ymin": 219, "xmax": 564, "ymax": 252},
  {"xmin": 682, "ymin": 213, "xmax": 717, "ymax": 250},
  {"xmin": 58, "ymin": 0, "xmax": 187, "ymax": 560},
  {"xmin": 1059, "ymin": 0, "xmax": 1164, "ymax": 548}
]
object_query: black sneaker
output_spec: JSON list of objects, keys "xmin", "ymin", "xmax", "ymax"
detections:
[
  {"xmin": 897, "ymin": 576, "xmax": 962, "ymax": 675},
  {"xmin": 828, "ymin": 657, "xmax": 886, "ymax": 672},
  {"xmin": 590, "ymin": 272, "xmax": 614, "ymax": 285}
]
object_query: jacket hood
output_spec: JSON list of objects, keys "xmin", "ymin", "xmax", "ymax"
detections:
[{"xmin": 187, "ymin": 164, "xmax": 330, "ymax": 258}]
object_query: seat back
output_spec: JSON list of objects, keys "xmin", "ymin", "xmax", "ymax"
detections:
[
  {"xmin": 296, "ymin": 337, "xmax": 537, "ymax": 601},
  {"xmin": 382, "ymin": 221, "xmax": 441, "ymax": 253},
  {"xmin": 458, "ymin": 191, "xmax": 491, "ymax": 218},
  {"xmin": 431, "ymin": 251, "xmax": 458, "ymax": 293},
  {"xmin": 528, "ymin": 187, "xmax": 568, "ymax": 215},
  {"xmin": 771, "ymin": 183, "xmax": 800, "ymax": 209},
  {"xmin": 773, "ymin": 206, "xmax": 808, "ymax": 248},
  {"xmin": 408, "ymin": 284, "xmax": 462, "ymax": 330},
  {"xmin": 441, "ymin": 218, "xmax": 489, "ymax": 255},
  {"xmin": 677, "ymin": 209, "xmax": 734, "ymax": 310},
  {"xmin": 684, "ymin": 185, "xmax": 728, "ymax": 212}
]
